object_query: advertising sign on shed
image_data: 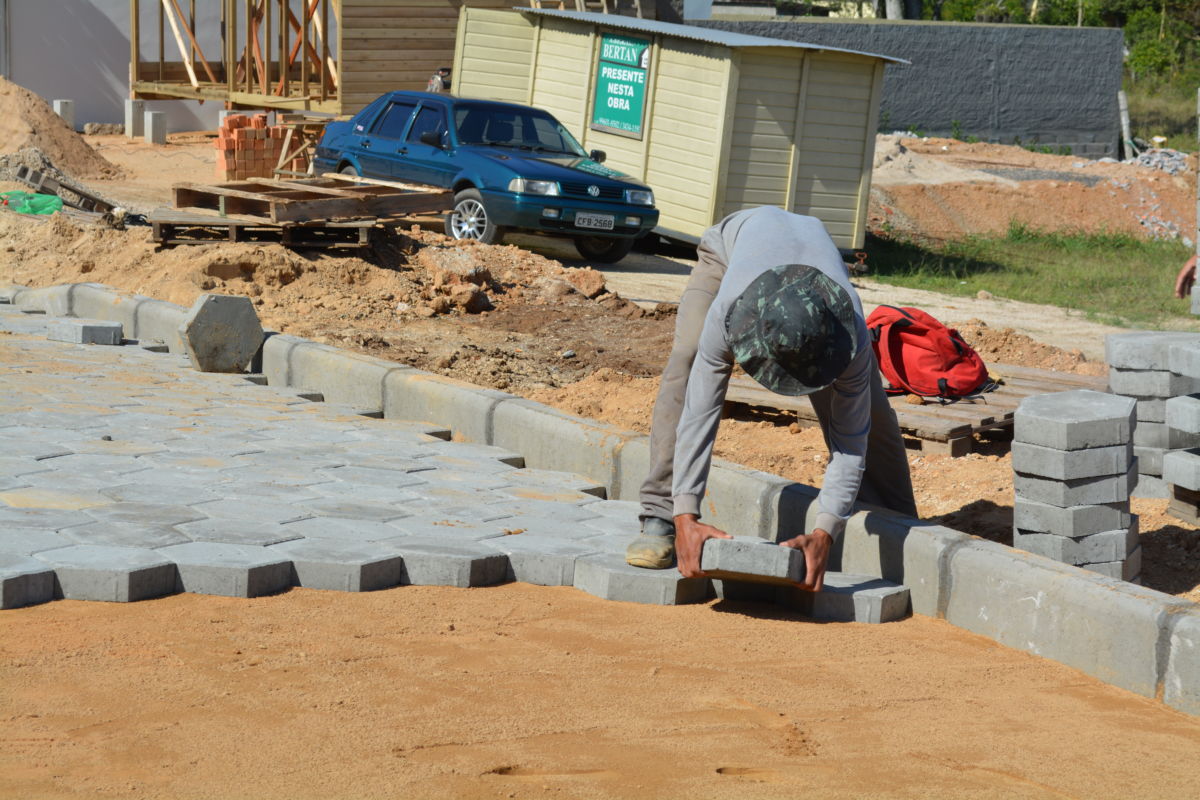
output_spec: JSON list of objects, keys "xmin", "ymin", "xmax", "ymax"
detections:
[{"xmin": 591, "ymin": 34, "xmax": 651, "ymax": 139}]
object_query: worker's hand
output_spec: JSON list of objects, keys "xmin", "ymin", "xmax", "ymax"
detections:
[
  {"xmin": 1174, "ymin": 255, "xmax": 1198, "ymax": 299},
  {"xmin": 779, "ymin": 528, "xmax": 833, "ymax": 592},
  {"xmin": 673, "ymin": 514, "xmax": 732, "ymax": 579}
]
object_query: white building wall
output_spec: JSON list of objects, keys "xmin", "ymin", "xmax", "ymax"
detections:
[{"xmin": 3, "ymin": 0, "xmax": 223, "ymax": 132}]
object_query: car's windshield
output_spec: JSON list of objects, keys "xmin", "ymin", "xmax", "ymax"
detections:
[{"xmin": 453, "ymin": 106, "xmax": 587, "ymax": 157}]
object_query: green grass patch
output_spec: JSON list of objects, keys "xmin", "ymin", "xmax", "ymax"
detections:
[
  {"xmin": 866, "ymin": 224, "xmax": 1197, "ymax": 329},
  {"xmin": 1125, "ymin": 79, "xmax": 1198, "ymax": 152}
]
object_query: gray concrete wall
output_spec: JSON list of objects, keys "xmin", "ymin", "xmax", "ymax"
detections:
[
  {"xmin": 3, "ymin": 0, "xmax": 223, "ymax": 132},
  {"xmin": 694, "ymin": 19, "xmax": 1124, "ymax": 158}
]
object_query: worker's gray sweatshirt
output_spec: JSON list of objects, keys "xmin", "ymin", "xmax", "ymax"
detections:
[{"xmin": 672, "ymin": 206, "xmax": 871, "ymax": 539}]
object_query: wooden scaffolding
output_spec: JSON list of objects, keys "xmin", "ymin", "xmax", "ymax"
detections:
[{"xmin": 129, "ymin": 0, "xmax": 517, "ymax": 115}]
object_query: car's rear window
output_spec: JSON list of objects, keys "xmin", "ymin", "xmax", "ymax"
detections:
[
  {"xmin": 372, "ymin": 101, "xmax": 417, "ymax": 140},
  {"xmin": 453, "ymin": 106, "xmax": 585, "ymax": 156}
]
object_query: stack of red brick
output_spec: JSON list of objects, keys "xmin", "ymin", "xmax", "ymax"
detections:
[{"xmin": 214, "ymin": 113, "xmax": 308, "ymax": 181}]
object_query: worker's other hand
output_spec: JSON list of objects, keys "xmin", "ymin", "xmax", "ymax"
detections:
[
  {"xmin": 673, "ymin": 514, "xmax": 732, "ymax": 579},
  {"xmin": 1174, "ymin": 255, "xmax": 1198, "ymax": 299},
  {"xmin": 779, "ymin": 528, "xmax": 833, "ymax": 592}
]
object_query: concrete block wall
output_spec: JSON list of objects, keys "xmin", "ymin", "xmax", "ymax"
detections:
[
  {"xmin": 691, "ymin": 18, "xmax": 1123, "ymax": 158},
  {"xmin": 8, "ymin": 282, "xmax": 1200, "ymax": 718}
]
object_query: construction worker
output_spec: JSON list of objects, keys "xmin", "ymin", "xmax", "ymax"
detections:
[
  {"xmin": 1173, "ymin": 253, "xmax": 1199, "ymax": 299},
  {"xmin": 625, "ymin": 206, "xmax": 917, "ymax": 589}
]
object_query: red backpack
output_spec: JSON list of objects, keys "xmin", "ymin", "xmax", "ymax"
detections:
[{"xmin": 866, "ymin": 305, "xmax": 990, "ymax": 398}]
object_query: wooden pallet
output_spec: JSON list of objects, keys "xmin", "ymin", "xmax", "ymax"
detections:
[
  {"xmin": 172, "ymin": 177, "xmax": 450, "ymax": 223},
  {"xmin": 725, "ymin": 363, "xmax": 1108, "ymax": 457},
  {"xmin": 148, "ymin": 208, "xmax": 375, "ymax": 248}
]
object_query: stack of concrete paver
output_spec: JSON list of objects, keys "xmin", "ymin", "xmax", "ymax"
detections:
[
  {"xmin": 1105, "ymin": 332, "xmax": 1200, "ymax": 498},
  {"xmin": 1012, "ymin": 389, "xmax": 1140, "ymax": 582},
  {"xmin": 1163, "ymin": 340, "xmax": 1200, "ymax": 523}
]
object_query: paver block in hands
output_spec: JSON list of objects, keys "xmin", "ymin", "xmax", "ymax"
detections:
[{"xmin": 699, "ymin": 536, "xmax": 806, "ymax": 586}]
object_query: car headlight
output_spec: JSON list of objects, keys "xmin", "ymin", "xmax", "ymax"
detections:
[
  {"xmin": 625, "ymin": 189, "xmax": 654, "ymax": 206},
  {"xmin": 508, "ymin": 178, "xmax": 560, "ymax": 196}
]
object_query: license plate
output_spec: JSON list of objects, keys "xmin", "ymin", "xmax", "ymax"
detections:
[{"xmin": 575, "ymin": 212, "xmax": 615, "ymax": 231}]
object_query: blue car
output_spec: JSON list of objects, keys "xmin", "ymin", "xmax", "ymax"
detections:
[{"xmin": 313, "ymin": 91, "xmax": 659, "ymax": 263}]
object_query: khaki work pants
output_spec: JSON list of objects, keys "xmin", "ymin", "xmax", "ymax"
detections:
[{"xmin": 638, "ymin": 245, "xmax": 918, "ymax": 528}]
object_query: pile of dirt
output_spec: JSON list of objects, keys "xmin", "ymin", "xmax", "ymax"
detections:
[
  {"xmin": 869, "ymin": 136, "xmax": 1196, "ymax": 244},
  {"xmin": 951, "ymin": 318, "xmax": 1105, "ymax": 375},
  {"xmin": 0, "ymin": 77, "xmax": 119, "ymax": 180}
]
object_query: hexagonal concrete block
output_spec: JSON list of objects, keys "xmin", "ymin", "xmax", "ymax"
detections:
[
  {"xmin": 175, "ymin": 518, "xmax": 303, "ymax": 547},
  {"xmin": 483, "ymin": 535, "xmax": 601, "ymax": 586},
  {"xmin": 1014, "ymin": 390, "xmax": 1135, "ymax": 451},
  {"xmin": 61, "ymin": 521, "xmax": 191, "ymax": 549},
  {"xmin": 0, "ymin": 529, "xmax": 74, "ymax": 556},
  {"xmin": 1013, "ymin": 462, "xmax": 1137, "ymax": 507},
  {"xmin": 1010, "ymin": 441, "xmax": 1133, "ymax": 481},
  {"xmin": 1168, "ymin": 343, "xmax": 1200, "ymax": 380},
  {"xmin": 269, "ymin": 539, "xmax": 404, "ymax": 592},
  {"xmin": 1013, "ymin": 522, "xmax": 1139, "ymax": 565},
  {"xmin": 573, "ymin": 554, "xmax": 711, "ymax": 606},
  {"xmin": 389, "ymin": 538, "xmax": 509, "ymax": 587},
  {"xmin": 34, "ymin": 545, "xmax": 177, "ymax": 602},
  {"xmin": 774, "ymin": 573, "xmax": 911, "ymax": 623},
  {"xmin": 0, "ymin": 553, "xmax": 56, "ymax": 608},
  {"xmin": 700, "ymin": 536, "xmax": 806, "ymax": 586},
  {"xmin": 179, "ymin": 294, "xmax": 264, "ymax": 373},
  {"xmin": 1012, "ymin": 498, "xmax": 1132, "ymax": 537},
  {"xmin": 1080, "ymin": 545, "xmax": 1142, "ymax": 582},
  {"xmin": 158, "ymin": 542, "xmax": 292, "ymax": 597}
]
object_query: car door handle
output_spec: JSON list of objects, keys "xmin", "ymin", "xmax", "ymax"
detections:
[
  {"xmin": 361, "ymin": 139, "xmax": 371, "ymax": 149},
  {"xmin": 396, "ymin": 148, "xmax": 408, "ymax": 155}
]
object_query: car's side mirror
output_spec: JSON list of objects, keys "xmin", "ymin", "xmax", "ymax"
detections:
[
  {"xmin": 589, "ymin": 149, "xmax": 606, "ymax": 164},
  {"xmin": 420, "ymin": 130, "xmax": 443, "ymax": 148}
]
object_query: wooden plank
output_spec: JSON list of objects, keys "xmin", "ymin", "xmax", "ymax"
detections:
[{"xmin": 173, "ymin": 179, "xmax": 450, "ymax": 222}]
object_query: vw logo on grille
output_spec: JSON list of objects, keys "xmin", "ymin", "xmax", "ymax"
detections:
[{"xmin": 587, "ymin": 185, "xmax": 600, "ymax": 197}]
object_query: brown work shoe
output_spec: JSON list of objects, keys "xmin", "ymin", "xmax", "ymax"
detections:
[{"xmin": 625, "ymin": 518, "xmax": 675, "ymax": 569}]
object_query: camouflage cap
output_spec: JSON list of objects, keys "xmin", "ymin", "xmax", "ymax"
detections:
[{"xmin": 725, "ymin": 264, "xmax": 858, "ymax": 396}]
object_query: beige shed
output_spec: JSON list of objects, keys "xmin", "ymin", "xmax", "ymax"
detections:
[{"xmin": 451, "ymin": 8, "xmax": 904, "ymax": 248}]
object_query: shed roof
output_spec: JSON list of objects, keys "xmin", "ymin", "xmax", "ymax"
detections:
[{"xmin": 515, "ymin": 8, "xmax": 909, "ymax": 64}]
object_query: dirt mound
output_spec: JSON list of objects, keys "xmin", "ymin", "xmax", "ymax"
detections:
[
  {"xmin": 870, "ymin": 136, "xmax": 1196, "ymax": 244},
  {"xmin": 0, "ymin": 77, "xmax": 119, "ymax": 180},
  {"xmin": 952, "ymin": 318, "xmax": 1105, "ymax": 375}
]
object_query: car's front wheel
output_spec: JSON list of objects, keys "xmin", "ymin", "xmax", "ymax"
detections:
[
  {"xmin": 444, "ymin": 189, "xmax": 503, "ymax": 244},
  {"xmin": 573, "ymin": 235, "xmax": 635, "ymax": 264},
  {"xmin": 339, "ymin": 164, "xmax": 359, "ymax": 177}
]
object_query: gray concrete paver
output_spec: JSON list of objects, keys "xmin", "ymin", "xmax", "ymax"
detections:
[{"xmin": 158, "ymin": 542, "xmax": 292, "ymax": 597}]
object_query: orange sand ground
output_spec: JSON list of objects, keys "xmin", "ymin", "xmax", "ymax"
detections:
[{"xmin": 3, "ymin": 583, "xmax": 1200, "ymax": 799}]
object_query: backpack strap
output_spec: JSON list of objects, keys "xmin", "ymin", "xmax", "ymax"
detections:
[{"xmin": 874, "ymin": 311, "xmax": 923, "ymax": 396}]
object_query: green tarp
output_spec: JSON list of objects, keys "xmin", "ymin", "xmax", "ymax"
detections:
[{"xmin": 0, "ymin": 191, "xmax": 62, "ymax": 215}]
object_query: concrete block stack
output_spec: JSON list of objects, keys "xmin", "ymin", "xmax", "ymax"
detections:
[
  {"xmin": 1163, "ymin": 340, "xmax": 1200, "ymax": 523},
  {"xmin": 1013, "ymin": 389, "xmax": 1141, "ymax": 582},
  {"xmin": 1105, "ymin": 332, "xmax": 1200, "ymax": 498},
  {"xmin": 214, "ymin": 113, "xmax": 304, "ymax": 181}
]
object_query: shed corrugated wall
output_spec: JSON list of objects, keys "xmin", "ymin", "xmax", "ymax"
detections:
[{"xmin": 452, "ymin": 9, "xmax": 535, "ymax": 104}]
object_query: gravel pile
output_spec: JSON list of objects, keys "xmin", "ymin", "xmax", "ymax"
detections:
[{"xmin": 1132, "ymin": 148, "xmax": 1190, "ymax": 176}]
